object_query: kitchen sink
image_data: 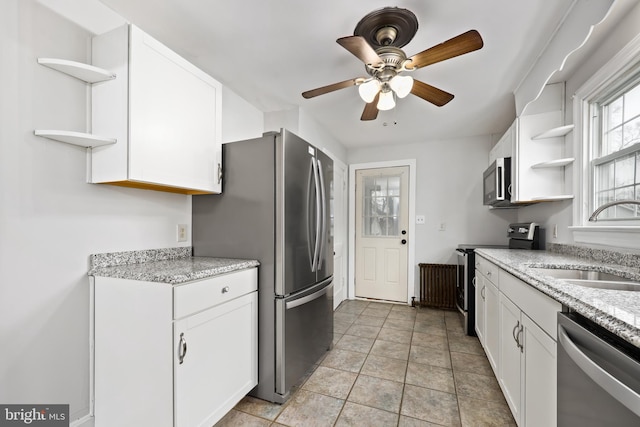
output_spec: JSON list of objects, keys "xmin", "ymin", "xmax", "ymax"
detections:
[{"xmin": 531, "ymin": 267, "xmax": 640, "ymax": 291}]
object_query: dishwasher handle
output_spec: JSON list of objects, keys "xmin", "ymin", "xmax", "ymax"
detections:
[{"xmin": 558, "ymin": 324, "xmax": 640, "ymax": 418}]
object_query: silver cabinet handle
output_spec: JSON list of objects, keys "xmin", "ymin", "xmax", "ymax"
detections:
[
  {"xmin": 512, "ymin": 321, "xmax": 520, "ymax": 347},
  {"xmin": 217, "ymin": 163, "xmax": 222, "ymax": 184},
  {"xmin": 517, "ymin": 324, "xmax": 524, "ymax": 352},
  {"xmin": 481, "ymin": 285, "xmax": 486, "ymax": 300},
  {"xmin": 558, "ymin": 325, "xmax": 640, "ymax": 418},
  {"xmin": 472, "ymin": 277, "xmax": 477, "ymax": 287},
  {"xmin": 221, "ymin": 286, "xmax": 230, "ymax": 294},
  {"xmin": 486, "ymin": 270, "xmax": 492, "ymax": 277},
  {"xmin": 178, "ymin": 332, "xmax": 187, "ymax": 365}
]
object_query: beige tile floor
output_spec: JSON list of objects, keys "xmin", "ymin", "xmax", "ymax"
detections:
[{"xmin": 215, "ymin": 300, "xmax": 516, "ymax": 427}]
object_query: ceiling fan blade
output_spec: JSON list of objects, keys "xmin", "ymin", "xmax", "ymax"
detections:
[
  {"xmin": 302, "ymin": 78, "xmax": 361, "ymax": 99},
  {"xmin": 337, "ymin": 36, "xmax": 383, "ymax": 66},
  {"xmin": 361, "ymin": 93, "xmax": 380, "ymax": 121},
  {"xmin": 407, "ymin": 30, "xmax": 483, "ymax": 70},
  {"xmin": 411, "ymin": 80, "xmax": 454, "ymax": 106}
]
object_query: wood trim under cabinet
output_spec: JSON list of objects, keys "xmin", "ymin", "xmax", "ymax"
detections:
[{"xmin": 97, "ymin": 180, "xmax": 215, "ymax": 195}]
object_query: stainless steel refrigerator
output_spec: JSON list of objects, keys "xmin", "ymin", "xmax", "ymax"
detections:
[{"xmin": 192, "ymin": 129, "xmax": 333, "ymax": 403}]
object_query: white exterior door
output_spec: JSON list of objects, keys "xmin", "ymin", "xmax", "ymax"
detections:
[{"xmin": 354, "ymin": 166, "xmax": 409, "ymax": 302}]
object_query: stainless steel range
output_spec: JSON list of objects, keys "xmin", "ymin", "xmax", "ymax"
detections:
[
  {"xmin": 455, "ymin": 244, "xmax": 507, "ymax": 336},
  {"xmin": 455, "ymin": 222, "xmax": 540, "ymax": 336}
]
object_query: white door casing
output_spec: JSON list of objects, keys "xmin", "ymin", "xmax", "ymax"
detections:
[
  {"xmin": 348, "ymin": 160, "xmax": 416, "ymax": 305},
  {"xmin": 332, "ymin": 157, "xmax": 348, "ymax": 309}
]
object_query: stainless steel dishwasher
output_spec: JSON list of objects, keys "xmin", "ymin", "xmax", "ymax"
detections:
[{"xmin": 557, "ymin": 312, "xmax": 640, "ymax": 426}]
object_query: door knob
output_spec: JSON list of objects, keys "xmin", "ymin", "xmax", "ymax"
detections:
[
  {"xmin": 401, "ymin": 239, "xmax": 407, "ymax": 244},
  {"xmin": 401, "ymin": 230, "xmax": 407, "ymax": 235}
]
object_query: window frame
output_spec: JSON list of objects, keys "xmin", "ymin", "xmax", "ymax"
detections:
[{"xmin": 570, "ymin": 33, "xmax": 640, "ymax": 249}]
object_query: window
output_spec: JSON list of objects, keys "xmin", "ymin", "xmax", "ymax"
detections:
[
  {"xmin": 571, "ymin": 33, "xmax": 640, "ymax": 249},
  {"xmin": 591, "ymin": 78, "xmax": 640, "ymax": 220},
  {"xmin": 362, "ymin": 175, "xmax": 401, "ymax": 237}
]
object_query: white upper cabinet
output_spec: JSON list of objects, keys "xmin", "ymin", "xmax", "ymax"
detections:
[
  {"xmin": 490, "ymin": 83, "xmax": 574, "ymax": 204},
  {"xmin": 91, "ymin": 24, "xmax": 222, "ymax": 194}
]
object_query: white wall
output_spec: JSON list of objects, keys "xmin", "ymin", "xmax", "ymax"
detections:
[
  {"xmin": 264, "ymin": 107, "xmax": 348, "ymax": 163},
  {"xmin": 348, "ymin": 136, "xmax": 517, "ymax": 267},
  {"xmin": 221, "ymin": 85, "xmax": 264, "ymax": 143},
  {"xmin": 516, "ymin": 0, "xmax": 640, "ymax": 245},
  {"xmin": 0, "ymin": 1, "xmax": 264, "ymax": 423}
]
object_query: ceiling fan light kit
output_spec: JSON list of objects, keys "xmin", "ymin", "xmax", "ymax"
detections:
[
  {"xmin": 389, "ymin": 75, "xmax": 413, "ymax": 98},
  {"xmin": 359, "ymin": 79, "xmax": 381, "ymax": 103},
  {"xmin": 377, "ymin": 89, "xmax": 396, "ymax": 111},
  {"xmin": 302, "ymin": 6, "xmax": 484, "ymax": 121}
]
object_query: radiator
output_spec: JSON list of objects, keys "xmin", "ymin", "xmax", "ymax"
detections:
[{"xmin": 418, "ymin": 263, "xmax": 457, "ymax": 310}]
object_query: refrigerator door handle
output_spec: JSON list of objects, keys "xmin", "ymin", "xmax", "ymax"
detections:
[
  {"xmin": 311, "ymin": 157, "xmax": 321, "ymax": 272},
  {"xmin": 285, "ymin": 279, "xmax": 333, "ymax": 309},
  {"xmin": 317, "ymin": 158, "xmax": 326, "ymax": 270},
  {"xmin": 307, "ymin": 158, "xmax": 317, "ymax": 272}
]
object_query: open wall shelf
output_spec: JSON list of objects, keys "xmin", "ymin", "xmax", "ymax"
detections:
[
  {"xmin": 532, "ymin": 124, "xmax": 575, "ymax": 140},
  {"xmin": 37, "ymin": 58, "xmax": 115, "ymax": 83},
  {"xmin": 531, "ymin": 157, "xmax": 575, "ymax": 169},
  {"xmin": 34, "ymin": 130, "xmax": 116, "ymax": 148}
]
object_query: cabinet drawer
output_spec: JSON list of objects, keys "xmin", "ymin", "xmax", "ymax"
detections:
[
  {"xmin": 476, "ymin": 256, "xmax": 499, "ymax": 285},
  {"xmin": 174, "ymin": 268, "xmax": 257, "ymax": 319},
  {"xmin": 499, "ymin": 269, "xmax": 561, "ymax": 339}
]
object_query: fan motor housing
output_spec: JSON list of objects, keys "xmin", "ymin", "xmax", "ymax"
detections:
[{"xmin": 354, "ymin": 7, "xmax": 419, "ymax": 49}]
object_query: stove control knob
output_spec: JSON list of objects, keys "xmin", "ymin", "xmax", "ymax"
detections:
[{"xmin": 518, "ymin": 227, "xmax": 528, "ymax": 233}]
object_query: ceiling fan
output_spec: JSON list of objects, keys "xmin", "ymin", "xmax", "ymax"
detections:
[{"xmin": 301, "ymin": 7, "xmax": 484, "ymax": 121}]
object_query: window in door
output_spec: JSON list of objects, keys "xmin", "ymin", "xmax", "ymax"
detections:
[{"xmin": 362, "ymin": 175, "xmax": 401, "ymax": 237}]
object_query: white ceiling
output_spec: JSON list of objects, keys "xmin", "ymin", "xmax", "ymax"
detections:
[{"xmin": 88, "ymin": 0, "xmax": 608, "ymax": 148}]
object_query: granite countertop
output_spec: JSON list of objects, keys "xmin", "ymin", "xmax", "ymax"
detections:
[
  {"xmin": 88, "ymin": 247, "xmax": 259, "ymax": 285},
  {"xmin": 475, "ymin": 247, "xmax": 640, "ymax": 348}
]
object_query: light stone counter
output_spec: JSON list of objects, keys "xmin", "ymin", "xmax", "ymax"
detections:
[
  {"xmin": 475, "ymin": 245, "xmax": 640, "ymax": 348},
  {"xmin": 88, "ymin": 247, "xmax": 259, "ymax": 285}
]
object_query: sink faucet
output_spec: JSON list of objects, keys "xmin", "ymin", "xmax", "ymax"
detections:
[{"xmin": 588, "ymin": 199, "xmax": 640, "ymax": 221}]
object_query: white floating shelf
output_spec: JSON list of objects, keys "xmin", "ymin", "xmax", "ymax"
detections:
[
  {"xmin": 531, "ymin": 157, "xmax": 575, "ymax": 169},
  {"xmin": 530, "ymin": 195, "xmax": 575, "ymax": 201},
  {"xmin": 34, "ymin": 130, "xmax": 116, "ymax": 148},
  {"xmin": 532, "ymin": 124, "xmax": 575, "ymax": 140},
  {"xmin": 37, "ymin": 58, "xmax": 115, "ymax": 83}
]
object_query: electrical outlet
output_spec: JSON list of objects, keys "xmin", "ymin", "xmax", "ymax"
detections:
[
  {"xmin": 416, "ymin": 215, "xmax": 426, "ymax": 224},
  {"xmin": 177, "ymin": 224, "xmax": 188, "ymax": 242}
]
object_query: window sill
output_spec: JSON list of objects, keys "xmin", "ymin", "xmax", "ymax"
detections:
[{"xmin": 570, "ymin": 225, "xmax": 640, "ymax": 250}]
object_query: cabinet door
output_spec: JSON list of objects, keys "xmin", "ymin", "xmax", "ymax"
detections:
[
  {"xmin": 174, "ymin": 291, "xmax": 257, "ymax": 427},
  {"xmin": 484, "ymin": 279, "xmax": 500, "ymax": 373},
  {"xmin": 522, "ymin": 314, "xmax": 556, "ymax": 427},
  {"xmin": 499, "ymin": 293, "xmax": 522, "ymax": 424},
  {"xmin": 474, "ymin": 271, "xmax": 485, "ymax": 345},
  {"xmin": 129, "ymin": 25, "xmax": 222, "ymax": 193}
]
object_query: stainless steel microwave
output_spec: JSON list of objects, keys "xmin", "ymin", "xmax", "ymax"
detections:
[{"xmin": 483, "ymin": 157, "xmax": 511, "ymax": 206}]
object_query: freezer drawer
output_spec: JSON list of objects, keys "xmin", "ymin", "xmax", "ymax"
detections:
[{"xmin": 275, "ymin": 278, "xmax": 333, "ymax": 398}]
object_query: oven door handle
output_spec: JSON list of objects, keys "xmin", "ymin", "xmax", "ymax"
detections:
[{"xmin": 558, "ymin": 325, "xmax": 640, "ymax": 418}]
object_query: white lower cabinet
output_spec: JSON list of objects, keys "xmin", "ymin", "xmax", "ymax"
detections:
[
  {"xmin": 484, "ymin": 279, "xmax": 500, "ymax": 372},
  {"xmin": 476, "ymin": 256, "xmax": 560, "ymax": 427},
  {"xmin": 499, "ymin": 293, "xmax": 524, "ymax": 422},
  {"xmin": 521, "ymin": 314, "xmax": 557, "ymax": 427},
  {"xmin": 474, "ymin": 271, "xmax": 486, "ymax": 344},
  {"xmin": 93, "ymin": 268, "xmax": 258, "ymax": 427}
]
